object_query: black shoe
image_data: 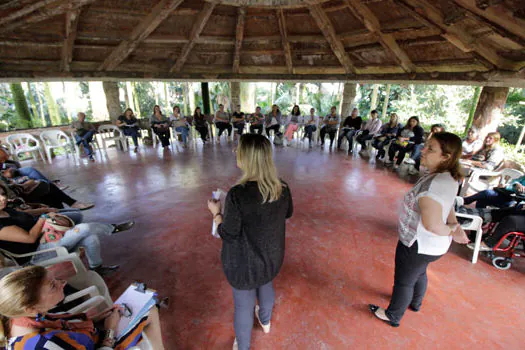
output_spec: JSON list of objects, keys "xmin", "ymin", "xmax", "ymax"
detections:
[
  {"xmin": 368, "ymin": 304, "xmax": 400, "ymax": 327},
  {"xmin": 93, "ymin": 264, "xmax": 120, "ymax": 277},
  {"xmin": 409, "ymin": 305, "xmax": 420, "ymax": 312},
  {"xmin": 112, "ymin": 221, "xmax": 135, "ymax": 234},
  {"xmin": 155, "ymin": 296, "xmax": 170, "ymax": 310}
]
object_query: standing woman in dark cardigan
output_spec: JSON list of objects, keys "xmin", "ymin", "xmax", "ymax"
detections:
[{"xmin": 207, "ymin": 134, "xmax": 293, "ymax": 350}]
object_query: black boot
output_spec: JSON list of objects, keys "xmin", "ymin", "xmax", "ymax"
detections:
[{"xmin": 112, "ymin": 221, "xmax": 135, "ymax": 234}]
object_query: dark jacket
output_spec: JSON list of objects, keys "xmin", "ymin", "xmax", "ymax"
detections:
[
  {"xmin": 218, "ymin": 181, "xmax": 293, "ymax": 290},
  {"xmin": 341, "ymin": 116, "xmax": 362, "ymax": 130},
  {"xmin": 397, "ymin": 125, "xmax": 424, "ymax": 145},
  {"xmin": 379, "ymin": 123, "xmax": 401, "ymax": 137}
]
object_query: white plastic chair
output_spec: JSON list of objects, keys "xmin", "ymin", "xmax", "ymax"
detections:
[
  {"xmin": 171, "ymin": 125, "xmax": 192, "ymax": 146},
  {"xmin": 461, "ymin": 168, "xmax": 524, "ymax": 196},
  {"xmin": 69, "ymin": 131, "xmax": 101, "ymax": 159},
  {"xmin": 98, "ymin": 125, "xmax": 128, "ymax": 152},
  {"xmin": 39, "ymin": 130, "xmax": 75, "ymax": 163},
  {"xmin": 6, "ymin": 133, "xmax": 46, "ymax": 163},
  {"xmin": 454, "ymin": 196, "xmax": 484, "ymax": 264}
]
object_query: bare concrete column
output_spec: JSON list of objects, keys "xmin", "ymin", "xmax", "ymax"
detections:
[{"xmin": 340, "ymin": 82, "xmax": 357, "ymax": 118}]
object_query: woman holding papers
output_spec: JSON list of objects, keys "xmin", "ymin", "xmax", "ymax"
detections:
[
  {"xmin": 208, "ymin": 133, "xmax": 294, "ymax": 350},
  {"xmin": 0, "ymin": 266, "xmax": 165, "ymax": 349}
]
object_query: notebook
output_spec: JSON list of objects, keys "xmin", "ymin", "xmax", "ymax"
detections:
[{"xmin": 114, "ymin": 283, "xmax": 157, "ymax": 341}]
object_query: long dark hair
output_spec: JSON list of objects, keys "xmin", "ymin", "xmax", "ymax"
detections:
[
  {"xmin": 193, "ymin": 107, "xmax": 202, "ymax": 118},
  {"xmin": 153, "ymin": 105, "xmax": 162, "ymax": 115},
  {"xmin": 405, "ymin": 116, "xmax": 419, "ymax": 129},
  {"xmin": 291, "ymin": 105, "xmax": 301, "ymax": 116},
  {"xmin": 431, "ymin": 132, "xmax": 464, "ymax": 181}
]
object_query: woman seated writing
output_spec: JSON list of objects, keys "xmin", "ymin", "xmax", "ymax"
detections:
[
  {"xmin": 0, "ymin": 266, "xmax": 165, "ymax": 349},
  {"xmin": 372, "ymin": 112, "xmax": 400, "ymax": 160},
  {"xmin": 385, "ymin": 116, "xmax": 424, "ymax": 169},
  {"xmin": 0, "ymin": 184, "xmax": 132, "ymax": 276},
  {"xmin": 150, "ymin": 105, "xmax": 171, "ymax": 148},
  {"xmin": 116, "ymin": 108, "xmax": 140, "ymax": 153},
  {"xmin": 283, "ymin": 105, "xmax": 302, "ymax": 145},
  {"xmin": 169, "ymin": 105, "xmax": 189, "ymax": 147},
  {"xmin": 464, "ymin": 132, "xmax": 504, "ymax": 171},
  {"xmin": 193, "ymin": 107, "xmax": 209, "ymax": 143}
]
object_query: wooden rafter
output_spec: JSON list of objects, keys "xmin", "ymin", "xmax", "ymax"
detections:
[
  {"xmin": 344, "ymin": 0, "xmax": 416, "ymax": 73},
  {"xmin": 60, "ymin": 8, "xmax": 81, "ymax": 72},
  {"xmin": 99, "ymin": 0, "xmax": 184, "ymax": 71},
  {"xmin": 308, "ymin": 4, "xmax": 356, "ymax": 74},
  {"xmin": 0, "ymin": 0, "xmax": 60, "ymax": 26},
  {"xmin": 276, "ymin": 9, "xmax": 293, "ymax": 74},
  {"xmin": 232, "ymin": 7, "xmax": 246, "ymax": 74},
  {"xmin": 398, "ymin": 0, "xmax": 523, "ymax": 71},
  {"xmin": 0, "ymin": 0, "xmax": 97, "ymax": 34},
  {"xmin": 169, "ymin": 2, "xmax": 216, "ymax": 73}
]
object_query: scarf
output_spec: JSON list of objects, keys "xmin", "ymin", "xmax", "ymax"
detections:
[{"xmin": 11, "ymin": 312, "xmax": 95, "ymax": 333}]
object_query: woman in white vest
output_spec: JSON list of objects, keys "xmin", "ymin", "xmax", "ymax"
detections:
[{"xmin": 369, "ymin": 132, "xmax": 469, "ymax": 327}]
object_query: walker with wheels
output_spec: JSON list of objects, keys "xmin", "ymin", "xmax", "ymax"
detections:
[{"xmin": 485, "ymin": 231, "xmax": 525, "ymax": 270}]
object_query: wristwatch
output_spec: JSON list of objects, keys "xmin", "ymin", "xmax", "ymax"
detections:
[{"xmin": 102, "ymin": 329, "xmax": 116, "ymax": 347}]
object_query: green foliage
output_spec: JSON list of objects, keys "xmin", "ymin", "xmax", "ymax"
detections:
[
  {"xmin": 9, "ymin": 83, "xmax": 33, "ymax": 129},
  {"xmin": 209, "ymin": 82, "xmax": 230, "ymax": 112},
  {"xmin": 499, "ymin": 88, "xmax": 525, "ymax": 145},
  {"xmin": 133, "ymin": 82, "xmax": 156, "ymax": 116}
]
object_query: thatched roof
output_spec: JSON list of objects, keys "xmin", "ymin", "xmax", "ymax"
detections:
[{"xmin": 0, "ymin": 0, "xmax": 524, "ymax": 86}]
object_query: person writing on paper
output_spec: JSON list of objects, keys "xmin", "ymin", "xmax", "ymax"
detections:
[
  {"xmin": 368, "ymin": 132, "xmax": 470, "ymax": 327},
  {"xmin": 207, "ymin": 134, "xmax": 293, "ymax": 350},
  {"xmin": 0, "ymin": 266, "xmax": 165, "ymax": 349}
]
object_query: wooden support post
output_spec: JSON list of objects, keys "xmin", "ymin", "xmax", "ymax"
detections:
[
  {"xmin": 201, "ymin": 82, "xmax": 211, "ymax": 116},
  {"xmin": 340, "ymin": 83, "xmax": 357, "ymax": 118},
  {"xmin": 61, "ymin": 8, "xmax": 81, "ymax": 72},
  {"xmin": 232, "ymin": 7, "xmax": 246, "ymax": 74},
  {"xmin": 277, "ymin": 9, "xmax": 293, "ymax": 74},
  {"xmin": 103, "ymin": 81, "xmax": 121, "ymax": 122}
]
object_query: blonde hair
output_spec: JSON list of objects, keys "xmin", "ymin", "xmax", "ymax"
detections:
[
  {"xmin": 236, "ymin": 134, "xmax": 283, "ymax": 203},
  {"xmin": 0, "ymin": 266, "xmax": 47, "ymax": 346},
  {"xmin": 484, "ymin": 131, "xmax": 501, "ymax": 150},
  {"xmin": 389, "ymin": 113, "xmax": 399, "ymax": 127}
]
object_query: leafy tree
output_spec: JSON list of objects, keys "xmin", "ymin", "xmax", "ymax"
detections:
[
  {"xmin": 9, "ymin": 83, "xmax": 33, "ymax": 129},
  {"xmin": 499, "ymin": 88, "xmax": 525, "ymax": 144}
]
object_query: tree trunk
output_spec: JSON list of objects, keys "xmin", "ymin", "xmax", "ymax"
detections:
[
  {"xmin": 44, "ymin": 82, "xmax": 60, "ymax": 125},
  {"xmin": 240, "ymin": 82, "xmax": 255, "ymax": 113},
  {"xmin": 381, "ymin": 84, "xmax": 391, "ymax": 119},
  {"xmin": 201, "ymin": 82, "xmax": 210, "ymax": 116},
  {"xmin": 340, "ymin": 83, "xmax": 357, "ymax": 118},
  {"xmin": 370, "ymin": 84, "xmax": 379, "ymax": 111},
  {"xmin": 10, "ymin": 83, "xmax": 32, "ymax": 129},
  {"xmin": 125, "ymin": 81, "xmax": 135, "ymax": 112},
  {"xmin": 472, "ymin": 86, "xmax": 509, "ymax": 140},
  {"xmin": 103, "ymin": 81, "xmax": 121, "ymax": 122},
  {"xmin": 132, "ymin": 82, "xmax": 141, "ymax": 118},
  {"xmin": 230, "ymin": 81, "xmax": 240, "ymax": 112},
  {"xmin": 35, "ymin": 83, "xmax": 49, "ymax": 126},
  {"xmin": 515, "ymin": 124, "xmax": 525, "ymax": 154},
  {"xmin": 464, "ymin": 86, "xmax": 481, "ymax": 135},
  {"xmin": 25, "ymin": 82, "xmax": 39, "ymax": 123}
]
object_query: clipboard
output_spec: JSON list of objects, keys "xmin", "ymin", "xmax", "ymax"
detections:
[{"xmin": 114, "ymin": 282, "xmax": 157, "ymax": 341}]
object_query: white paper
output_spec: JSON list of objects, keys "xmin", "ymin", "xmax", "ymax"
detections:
[
  {"xmin": 211, "ymin": 188, "xmax": 226, "ymax": 238},
  {"xmin": 114, "ymin": 284, "xmax": 156, "ymax": 339}
]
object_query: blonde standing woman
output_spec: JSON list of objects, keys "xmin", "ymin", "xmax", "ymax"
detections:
[{"xmin": 208, "ymin": 134, "xmax": 293, "ymax": 350}]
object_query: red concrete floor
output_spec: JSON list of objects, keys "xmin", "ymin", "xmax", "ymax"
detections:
[{"xmin": 27, "ymin": 141, "xmax": 525, "ymax": 349}]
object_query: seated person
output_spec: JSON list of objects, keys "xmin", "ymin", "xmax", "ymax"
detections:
[
  {"xmin": 71, "ymin": 112, "xmax": 96, "ymax": 162},
  {"xmin": 116, "ymin": 108, "xmax": 140, "ymax": 153},
  {"xmin": 372, "ymin": 112, "xmax": 401, "ymax": 160},
  {"xmin": 337, "ymin": 108, "xmax": 362, "ymax": 155},
  {"xmin": 463, "ymin": 175, "xmax": 525, "ymax": 208},
  {"xmin": 0, "ymin": 265, "xmax": 165, "ymax": 349},
  {"xmin": 464, "ymin": 132, "xmax": 504, "ymax": 171},
  {"xmin": 284, "ymin": 105, "xmax": 302, "ymax": 144},
  {"xmin": 150, "ymin": 105, "xmax": 171, "ymax": 148},
  {"xmin": 303, "ymin": 108, "xmax": 318, "ymax": 148},
  {"xmin": 232, "ymin": 105, "xmax": 245, "ymax": 145},
  {"xmin": 169, "ymin": 105, "xmax": 189, "ymax": 147},
  {"xmin": 265, "ymin": 104, "xmax": 282, "ymax": 138},
  {"xmin": 215, "ymin": 104, "xmax": 232, "ymax": 142},
  {"xmin": 248, "ymin": 106, "xmax": 265, "ymax": 135},
  {"xmin": 320, "ymin": 106, "xmax": 340, "ymax": 149},
  {"xmin": 0, "ymin": 148, "xmax": 53, "ymax": 184},
  {"xmin": 462, "ymin": 127, "xmax": 483, "ymax": 159},
  {"xmin": 356, "ymin": 109, "xmax": 382, "ymax": 155},
  {"xmin": 193, "ymin": 107, "xmax": 209, "ymax": 143},
  {"xmin": 1, "ymin": 169, "xmax": 93, "ymax": 210},
  {"xmin": 385, "ymin": 116, "xmax": 424, "ymax": 168},
  {"xmin": 410, "ymin": 123, "xmax": 446, "ymax": 174},
  {"xmin": 0, "ymin": 184, "xmax": 132, "ymax": 276}
]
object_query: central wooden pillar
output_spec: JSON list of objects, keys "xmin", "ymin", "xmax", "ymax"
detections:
[
  {"xmin": 103, "ymin": 81, "xmax": 121, "ymax": 122},
  {"xmin": 340, "ymin": 83, "xmax": 357, "ymax": 118},
  {"xmin": 230, "ymin": 81, "xmax": 240, "ymax": 112},
  {"xmin": 472, "ymin": 86, "xmax": 509, "ymax": 139},
  {"xmin": 201, "ymin": 82, "xmax": 211, "ymax": 116}
]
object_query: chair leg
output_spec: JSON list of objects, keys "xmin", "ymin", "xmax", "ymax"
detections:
[{"xmin": 45, "ymin": 148, "xmax": 52, "ymax": 164}]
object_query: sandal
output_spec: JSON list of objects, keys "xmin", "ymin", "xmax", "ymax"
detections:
[{"xmin": 368, "ymin": 304, "xmax": 399, "ymax": 327}]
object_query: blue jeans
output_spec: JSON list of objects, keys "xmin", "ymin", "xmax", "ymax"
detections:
[
  {"xmin": 337, "ymin": 129, "xmax": 358, "ymax": 149},
  {"xmin": 75, "ymin": 130, "xmax": 95, "ymax": 156},
  {"xmin": 411, "ymin": 144, "xmax": 424, "ymax": 170},
  {"xmin": 123, "ymin": 127, "xmax": 139, "ymax": 147},
  {"xmin": 304, "ymin": 125, "xmax": 317, "ymax": 141},
  {"xmin": 57, "ymin": 209, "xmax": 83, "ymax": 225},
  {"xmin": 17, "ymin": 167, "xmax": 49, "ymax": 182},
  {"xmin": 464, "ymin": 189, "xmax": 516, "ymax": 208},
  {"xmin": 36, "ymin": 222, "xmax": 114, "ymax": 268},
  {"xmin": 175, "ymin": 126, "xmax": 189, "ymax": 144},
  {"xmin": 232, "ymin": 281, "xmax": 275, "ymax": 350}
]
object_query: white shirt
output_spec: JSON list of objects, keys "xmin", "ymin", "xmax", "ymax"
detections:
[
  {"xmin": 462, "ymin": 139, "xmax": 482, "ymax": 155},
  {"xmin": 398, "ymin": 172, "xmax": 458, "ymax": 256}
]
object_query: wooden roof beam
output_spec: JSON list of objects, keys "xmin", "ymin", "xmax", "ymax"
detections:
[
  {"xmin": 170, "ymin": 2, "xmax": 216, "ymax": 73},
  {"xmin": 98, "ymin": 0, "xmax": 184, "ymax": 71},
  {"xmin": 0, "ymin": 0, "xmax": 61, "ymax": 26},
  {"xmin": 0, "ymin": 0, "xmax": 97, "ymax": 34},
  {"xmin": 308, "ymin": 4, "xmax": 356, "ymax": 74},
  {"xmin": 60, "ymin": 8, "xmax": 81, "ymax": 72},
  {"xmin": 276, "ymin": 9, "xmax": 293, "ymax": 74},
  {"xmin": 232, "ymin": 7, "xmax": 246, "ymax": 74},
  {"xmin": 344, "ymin": 0, "xmax": 416, "ymax": 73},
  {"xmin": 398, "ymin": 0, "xmax": 523, "ymax": 71}
]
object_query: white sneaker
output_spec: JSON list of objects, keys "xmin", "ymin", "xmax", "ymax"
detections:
[
  {"xmin": 255, "ymin": 305, "xmax": 271, "ymax": 334},
  {"xmin": 404, "ymin": 158, "xmax": 416, "ymax": 165},
  {"xmin": 233, "ymin": 338, "xmax": 238, "ymax": 350},
  {"xmin": 467, "ymin": 242, "xmax": 492, "ymax": 251}
]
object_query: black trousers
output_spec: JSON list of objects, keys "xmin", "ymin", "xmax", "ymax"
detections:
[
  {"xmin": 250, "ymin": 124, "xmax": 263, "ymax": 135},
  {"xmin": 388, "ymin": 143, "xmax": 414, "ymax": 165},
  {"xmin": 304, "ymin": 125, "xmax": 317, "ymax": 141},
  {"xmin": 153, "ymin": 128, "xmax": 170, "ymax": 147},
  {"xmin": 26, "ymin": 183, "xmax": 76, "ymax": 209},
  {"xmin": 265, "ymin": 124, "xmax": 280, "ymax": 137},
  {"xmin": 216, "ymin": 122, "xmax": 232, "ymax": 137},
  {"xmin": 337, "ymin": 129, "xmax": 357, "ymax": 149},
  {"xmin": 485, "ymin": 215, "xmax": 525, "ymax": 247},
  {"xmin": 356, "ymin": 130, "xmax": 373, "ymax": 148},
  {"xmin": 195, "ymin": 126, "xmax": 208, "ymax": 141},
  {"xmin": 386, "ymin": 241, "xmax": 442, "ymax": 324},
  {"xmin": 372, "ymin": 137, "xmax": 393, "ymax": 158},
  {"xmin": 233, "ymin": 122, "xmax": 245, "ymax": 135},
  {"xmin": 320, "ymin": 128, "xmax": 336, "ymax": 145}
]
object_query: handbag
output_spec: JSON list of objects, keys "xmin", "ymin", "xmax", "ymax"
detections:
[{"xmin": 40, "ymin": 214, "xmax": 75, "ymax": 244}]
